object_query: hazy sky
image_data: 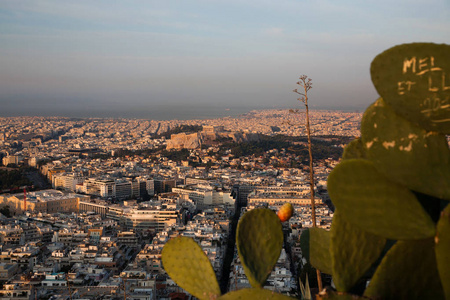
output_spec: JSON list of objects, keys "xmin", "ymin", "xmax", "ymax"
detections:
[{"xmin": 1, "ymin": 0, "xmax": 449, "ymax": 118}]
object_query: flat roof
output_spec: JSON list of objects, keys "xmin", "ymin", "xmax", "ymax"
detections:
[{"xmin": 10, "ymin": 189, "xmax": 88, "ymax": 203}]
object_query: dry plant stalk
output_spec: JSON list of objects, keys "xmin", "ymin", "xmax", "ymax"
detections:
[{"xmin": 294, "ymin": 75, "xmax": 323, "ymax": 292}]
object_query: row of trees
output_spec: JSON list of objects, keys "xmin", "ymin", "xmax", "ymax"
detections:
[
  {"xmin": 220, "ymin": 134, "xmax": 348, "ymax": 161},
  {"xmin": 0, "ymin": 168, "xmax": 33, "ymax": 190}
]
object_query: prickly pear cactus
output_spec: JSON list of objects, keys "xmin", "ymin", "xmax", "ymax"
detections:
[
  {"xmin": 361, "ymin": 98, "xmax": 450, "ymax": 199},
  {"xmin": 330, "ymin": 211, "xmax": 386, "ymax": 292},
  {"xmin": 342, "ymin": 138, "xmax": 366, "ymax": 160},
  {"xmin": 297, "ymin": 227, "xmax": 333, "ymax": 275},
  {"xmin": 436, "ymin": 204, "xmax": 450, "ymax": 299},
  {"xmin": 236, "ymin": 208, "xmax": 283, "ymax": 288},
  {"xmin": 301, "ymin": 42, "xmax": 449, "ymax": 300},
  {"xmin": 370, "ymin": 43, "xmax": 450, "ymax": 134},
  {"xmin": 309, "ymin": 227, "xmax": 332, "ymax": 275},
  {"xmin": 161, "ymin": 236, "xmax": 221, "ymax": 300},
  {"xmin": 299, "ymin": 228, "xmax": 310, "ymax": 262},
  {"xmin": 364, "ymin": 238, "xmax": 444, "ymax": 300},
  {"xmin": 162, "ymin": 207, "xmax": 295, "ymax": 299},
  {"xmin": 327, "ymin": 158, "xmax": 435, "ymax": 240},
  {"xmin": 217, "ymin": 288, "xmax": 293, "ymax": 300}
]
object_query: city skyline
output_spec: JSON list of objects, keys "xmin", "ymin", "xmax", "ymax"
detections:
[{"xmin": 1, "ymin": 0, "xmax": 449, "ymax": 118}]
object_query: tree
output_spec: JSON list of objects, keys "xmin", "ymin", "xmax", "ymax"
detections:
[
  {"xmin": 294, "ymin": 75, "xmax": 323, "ymax": 291},
  {"xmin": 0, "ymin": 205, "xmax": 12, "ymax": 218}
]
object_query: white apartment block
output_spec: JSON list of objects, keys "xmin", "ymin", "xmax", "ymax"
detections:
[
  {"xmin": 76, "ymin": 177, "xmax": 154, "ymax": 200},
  {"xmin": 52, "ymin": 173, "xmax": 87, "ymax": 191},
  {"xmin": 79, "ymin": 201, "xmax": 180, "ymax": 232},
  {"xmin": 2, "ymin": 155, "xmax": 21, "ymax": 166},
  {"xmin": 123, "ymin": 208, "xmax": 179, "ymax": 231},
  {"xmin": 172, "ymin": 184, "xmax": 234, "ymax": 209}
]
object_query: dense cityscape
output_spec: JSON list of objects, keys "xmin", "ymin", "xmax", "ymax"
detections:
[
  {"xmin": 0, "ymin": 109, "xmax": 361, "ymax": 300},
  {"xmin": 2, "ymin": 0, "xmax": 449, "ymax": 298}
]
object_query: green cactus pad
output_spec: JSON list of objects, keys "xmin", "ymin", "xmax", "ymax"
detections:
[
  {"xmin": 327, "ymin": 159, "xmax": 435, "ymax": 240},
  {"xmin": 330, "ymin": 210, "xmax": 386, "ymax": 292},
  {"xmin": 436, "ymin": 204, "xmax": 450, "ymax": 299},
  {"xmin": 236, "ymin": 208, "xmax": 283, "ymax": 288},
  {"xmin": 161, "ymin": 236, "xmax": 221, "ymax": 300},
  {"xmin": 217, "ymin": 288, "xmax": 293, "ymax": 300},
  {"xmin": 342, "ymin": 138, "xmax": 367, "ymax": 160},
  {"xmin": 299, "ymin": 229, "xmax": 310, "ymax": 262},
  {"xmin": 364, "ymin": 238, "xmax": 445, "ymax": 300},
  {"xmin": 310, "ymin": 227, "xmax": 332, "ymax": 275},
  {"xmin": 370, "ymin": 43, "xmax": 450, "ymax": 134},
  {"xmin": 361, "ymin": 98, "xmax": 450, "ymax": 200}
]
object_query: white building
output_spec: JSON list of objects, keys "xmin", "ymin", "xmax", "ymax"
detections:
[
  {"xmin": 172, "ymin": 184, "xmax": 234, "ymax": 209},
  {"xmin": 52, "ymin": 173, "xmax": 87, "ymax": 191},
  {"xmin": 2, "ymin": 155, "xmax": 21, "ymax": 166},
  {"xmin": 76, "ymin": 177, "xmax": 154, "ymax": 200},
  {"xmin": 79, "ymin": 201, "xmax": 180, "ymax": 232}
]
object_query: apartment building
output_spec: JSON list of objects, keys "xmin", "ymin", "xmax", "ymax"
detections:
[
  {"xmin": 172, "ymin": 184, "xmax": 234, "ymax": 210},
  {"xmin": 247, "ymin": 186, "xmax": 323, "ymax": 207},
  {"xmin": 52, "ymin": 172, "xmax": 87, "ymax": 191},
  {"xmin": 79, "ymin": 201, "xmax": 181, "ymax": 232},
  {"xmin": 76, "ymin": 177, "xmax": 154, "ymax": 200}
]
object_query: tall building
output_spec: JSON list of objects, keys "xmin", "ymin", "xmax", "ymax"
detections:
[
  {"xmin": 115, "ymin": 179, "xmax": 132, "ymax": 200},
  {"xmin": 154, "ymin": 178, "xmax": 176, "ymax": 194},
  {"xmin": 231, "ymin": 185, "xmax": 257, "ymax": 207}
]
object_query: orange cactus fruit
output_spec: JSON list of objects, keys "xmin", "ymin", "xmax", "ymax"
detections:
[{"xmin": 277, "ymin": 203, "xmax": 294, "ymax": 222}]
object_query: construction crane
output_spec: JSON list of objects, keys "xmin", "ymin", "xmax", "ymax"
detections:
[{"xmin": 24, "ymin": 188, "xmax": 27, "ymax": 211}]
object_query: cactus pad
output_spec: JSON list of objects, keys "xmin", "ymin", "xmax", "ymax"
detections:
[
  {"xmin": 330, "ymin": 210, "xmax": 386, "ymax": 292},
  {"xmin": 342, "ymin": 138, "xmax": 366, "ymax": 160},
  {"xmin": 327, "ymin": 159, "xmax": 435, "ymax": 240},
  {"xmin": 309, "ymin": 227, "xmax": 332, "ymax": 275},
  {"xmin": 236, "ymin": 208, "xmax": 283, "ymax": 288},
  {"xmin": 361, "ymin": 98, "xmax": 450, "ymax": 200},
  {"xmin": 162, "ymin": 236, "xmax": 221, "ymax": 300},
  {"xmin": 436, "ymin": 204, "xmax": 450, "ymax": 299},
  {"xmin": 217, "ymin": 288, "xmax": 293, "ymax": 300},
  {"xmin": 370, "ymin": 43, "xmax": 450, "ymax": 134},
  {"xmin": 299, "ymin": 229, "xmax": 310, "ymax": 262},
  {"xmin": 364, "ymin": 238, "xmax": 445, "ymax": 300}
]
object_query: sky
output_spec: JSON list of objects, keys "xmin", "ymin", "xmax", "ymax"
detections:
[{"xmin": 0, "ymin": 0, "xmax": 449, "ymax": 119}]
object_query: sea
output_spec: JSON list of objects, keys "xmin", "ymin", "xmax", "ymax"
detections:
[
  {"xmin": 0, "ymin": 103, "xmax": 282, "ymax": 120},
  {"xmin": 0, "ymin": 102, "xmax": 364, "ymax": 120}
]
